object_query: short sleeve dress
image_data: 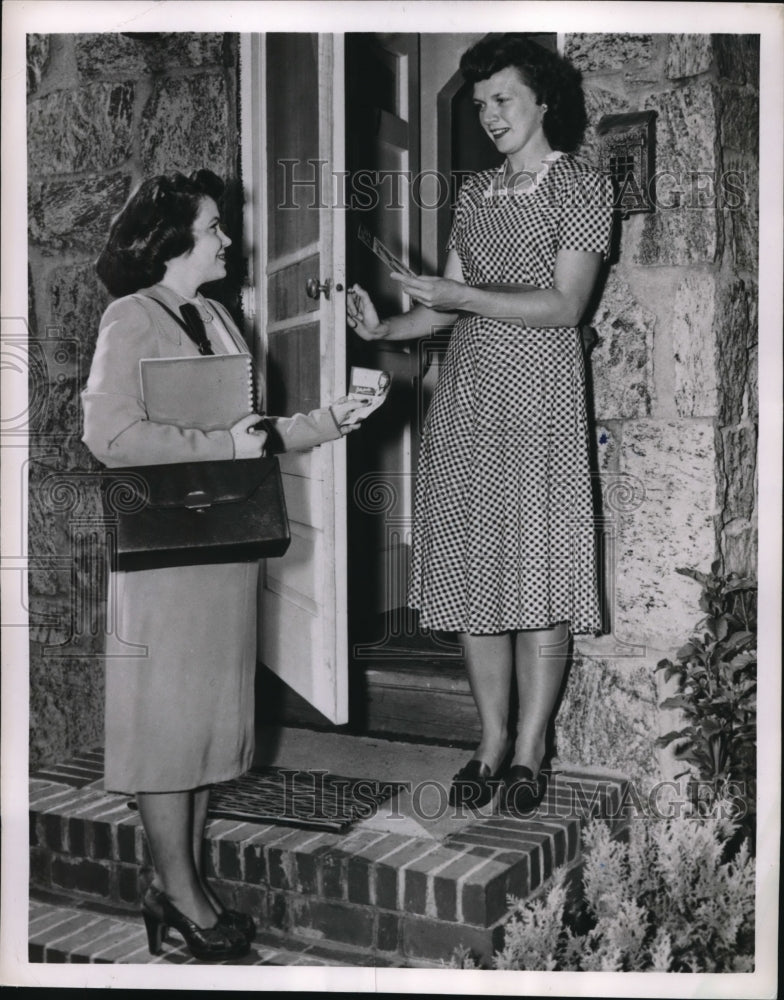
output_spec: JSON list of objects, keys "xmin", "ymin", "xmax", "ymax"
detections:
[{"xmin": 408, "ymin": 152, "xmax": 614, "ymax": 636}]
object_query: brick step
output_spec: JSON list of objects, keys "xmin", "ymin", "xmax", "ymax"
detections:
[
  {"xmin": 28, "ymin": 889, "xmax": 408, "ymax": 966},
  {"xmin": 30, "ymin": 749, "xmax": 631, "ymax": 965}
]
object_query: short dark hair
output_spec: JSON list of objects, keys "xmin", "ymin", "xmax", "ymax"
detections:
[
  {"xmin": 459, "ymin": 35, "xmax": 587, "ymax": 152},
  {"xmin": 95, "ymin": 169, "xmax": 225, "ymax": 297}
]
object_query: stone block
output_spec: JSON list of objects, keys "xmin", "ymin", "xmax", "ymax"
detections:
[
  {"xmin": 672, "ymin": 272, "xmax": 752, "ymax": 424},
  {"xmin": 722, "ymin": 152, "xmax": 758, "ymax": 275},
  {"xmin": 616, "ymin": 420, "xmax": 718, "ymax": 646},
  {"xmin": 721, "ymin": 520, "xmax": 757, "ymax": 578},
  {"xmin": 28, "ymin": 458, "xmax": 109, "ymax": 649},
  {"xmin": 715, "ymin": 277, "xmax": 753, "ymax": 425},
  {"xmin": 27, "ymin": 460, "xmax": 72, "ymax": 597},
  {"xmin": 555, "ymin": 650, "xmax": 659, "ymax": 782},
  {"xmin": 672, "ymin": 270, "xmax": 718, "ymax": 417},
  {"xmin": 145, "ymin": 33, "xmax": 230, "ymax": 71},
  {"xmin": 746, "ymin": 342, "xmax": 758, "ymax": 421},
  {"xmin": 74, "ymin": 33, "xmax": 227, "ymax": 78},
  {"xmin": 721, "ymin": 90, "xmax": 759, "ymax": 154},
  {"xmin": 140, "ymin": 75, "xmax": 231, "ymax": 178},
  {"xmin": 564, "ymin": 34, "xmax": 655, "ymax": 74},
  {"xmin": 28, "ymin": 82, "xmax": 134, "ymax": 176},
  {"xmin": 28, "ymin": 598, "xmax": 72, "ymax": 650},
  {"xmin": 665, "ymin": 34, "xmax": 714, "ymax": 80},
  {"xmin": 28, "ymin": 667, "xmax": 66, "ymax": 771},
  {"xmin": 594, "ymin": 425, "xmax": 618, "ymax": 475},
  {"xmin": 590, "ymin": 272, "xmax": 655, "ymax": 419},
  {"xmin": 32, "ymin": 369, "xmax": 83, "ymax": 453},
  {"xmin": 714, "ymin": 35, "xmax": 760, "ymax": 86},
  {"xmin": 47, "ymin": 263, "xmax": 111, "ymax": 363},
  {"xmin": 28, "ymin": 173, "xmax": 132, "ymax": 257},
  {"xmin": 719, "ymin": 425, "xmax": 757, "ymax": 522},
  {"xmin": 73, "ymin": 34, "xmax": 149, "ymax": 79},
  {"xmin": 27, "ymin": 34, "xmax": 51, "ymax": 95},
  {"xmin": 634, "ymin": 83, "xmax": 720, "ymax": 266},
  {"xmin": 580, "ymin": 86, "xmax": 630, "ymax": 170}
]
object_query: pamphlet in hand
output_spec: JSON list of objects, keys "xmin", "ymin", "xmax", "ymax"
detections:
[
  {"xmin": 342, "ymin": 366, "xmax": 392, "ymax": 425},
  {"xmin": 357, "ymin": 224, "xmax": 415, "ymax": 278}
]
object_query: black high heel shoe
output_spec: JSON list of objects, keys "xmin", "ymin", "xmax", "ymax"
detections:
[
  {"xmin": 213, "ymin": 901, "xmax": 256, "ymax": 942},
  {"xmin": 141, "ymin": 887, "xmax": 251, "ymax": 962},
  {"xmin": 146, "ymin": 883, "xmax": 256, "ymax": 945},
  {"xmin": 449, "ymin": 753, "xmax": 509, "ymax": 811},
  {"xmin": 501, "ymin": 765, "xmax": 548, "ymax": 816}
]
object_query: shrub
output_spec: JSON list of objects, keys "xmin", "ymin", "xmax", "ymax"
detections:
[
  {"xmin": 491, "ymin": 802, "xmax": 755, "ymax": 972},
  {"xmin": 655, "ymin": 562, "xmax": 757, "ymax": 840}
]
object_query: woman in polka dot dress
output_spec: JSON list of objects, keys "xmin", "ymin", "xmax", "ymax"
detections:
[{"xmin": 348, "ymin": 35, "xmax": 614, "ymax": 814}]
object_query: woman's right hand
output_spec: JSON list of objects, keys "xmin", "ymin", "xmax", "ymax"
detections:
[
  {"xmin": 230, "ymin": 413, "xmax": 268, "ymax": 458},
  {"xmin": 347, "ymin": 284, "xmax": 388, "ymax": 341}
]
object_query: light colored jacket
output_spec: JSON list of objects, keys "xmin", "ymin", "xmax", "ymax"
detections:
[{"xmin": 82, "ymin": 284, "xmax": 341, "ymax": 468}]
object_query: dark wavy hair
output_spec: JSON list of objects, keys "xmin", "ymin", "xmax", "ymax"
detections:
[
  {"xmin": 459, "ymin": 35, "xmax": 587, "ymax": 152},
  {"xmin": 95, "ymin": 169, "xmax": 225, "ymax": 297}
]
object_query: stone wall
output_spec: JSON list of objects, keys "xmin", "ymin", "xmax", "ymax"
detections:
[
  {"xmin": 26, "ymin": 33, "xmax": 240, "ymax": 769},
  {"xmin": 554, "ymin": 34, "xmax": 759, "ymax": 782},
  {"xmin": 25, "ymin": 33, "xmax": 759, "ymax": 783}
]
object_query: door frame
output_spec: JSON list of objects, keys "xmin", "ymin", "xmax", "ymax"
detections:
[{"xmin": 239, "ymin": 33, "xmax": 349, "ymax": 723}]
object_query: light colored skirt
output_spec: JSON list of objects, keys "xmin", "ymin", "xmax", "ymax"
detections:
[{"xmin": 104, "ymin": 560, "xmax": 258, "ymax": 793}]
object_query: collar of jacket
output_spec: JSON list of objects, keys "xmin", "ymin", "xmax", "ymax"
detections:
[
  {"xmin": 136, "ymin": 283, "xmax": 249, "ymax": 355},
  {"xmin": 133, "ymin": 284, "xmax": 215, "ymax": 346}
]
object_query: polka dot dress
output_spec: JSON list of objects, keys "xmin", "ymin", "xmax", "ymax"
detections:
[{"xmin": 408, "ymin": 153, "xmax": 614, "ymax": 635}]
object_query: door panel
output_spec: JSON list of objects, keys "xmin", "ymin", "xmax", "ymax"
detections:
[
  {"xmin": 265, "ymin": 35, "xmax": 320, "ymax": 257},
  {"xmin": 242, "ymin": 34, "xmax": 347, "ymax": 723},
  {"xmin": 267, "ymin": 258, "xmax": 321, "ymax": 323},
  {"xmin": 267, "ymin": 322, "xmax": 322, "ymax": 415}
]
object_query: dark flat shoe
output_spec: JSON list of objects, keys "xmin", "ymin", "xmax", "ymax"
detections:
[
  {"xmin": 449, "ymin": 758, "xmax": 504, "ymax": 810},
  {"xmin": 502, "ymin": 765, "xmax": 548, "ymax": 816}
]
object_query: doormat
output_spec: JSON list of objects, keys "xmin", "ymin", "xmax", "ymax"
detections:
[
  {"xmin": 32, "ymin": 748, "xmax": 405, "ymax": 834},
  {"xmin": 127, "ymin": 767, "xmax": 406, "ymax": 834},
  {"xmin": 207, "ymin": 767, "xmax": 406, "ymax": 833}
]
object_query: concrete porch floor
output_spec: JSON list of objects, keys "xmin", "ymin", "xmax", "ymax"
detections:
[{"xmin": 253, "ymin": 724, "xmax": 580, "ymax": 841}]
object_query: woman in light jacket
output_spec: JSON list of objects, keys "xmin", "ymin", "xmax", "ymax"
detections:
[{"xmin": 83, "ymin": 169, "xmax": 365, "ymax": 961}]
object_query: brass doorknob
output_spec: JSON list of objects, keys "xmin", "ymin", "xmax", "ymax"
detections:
[{"xmin": 305, "ymin": 277, "xmax": 331, "ymax": 300}]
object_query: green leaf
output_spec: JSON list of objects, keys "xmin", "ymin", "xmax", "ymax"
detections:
[
  {"xmin": 723, "ymin": 578, "xmax": 757, "ymax": 594},
  {"xmin": 660, "ymin": 696, "xmax": 696, "ymax": 712},
  {"xmin": 675, "ymin": 643, "xmax": 698, "ymax": 661},
  {"xmin": 655, "ymin": 730, "xmax": 688, "ymax": 747},
  {"xmin": 723, "ymin": 630, "xmax": 754, "ymax": 652}
]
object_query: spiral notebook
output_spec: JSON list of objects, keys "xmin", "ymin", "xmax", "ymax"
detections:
[{"xmin": 140, "ymin": 353, "xmax": 255, "ymax": 432}]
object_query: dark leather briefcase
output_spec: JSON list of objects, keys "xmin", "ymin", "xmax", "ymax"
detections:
[{"xmin": 101, "ymin": 457, "xmax": 291, "ymax": 571}]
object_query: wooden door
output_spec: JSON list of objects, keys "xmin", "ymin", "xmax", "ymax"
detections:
[{"xmin": 240, "ymin": 34, "xmax": 348, "ymax": 723}]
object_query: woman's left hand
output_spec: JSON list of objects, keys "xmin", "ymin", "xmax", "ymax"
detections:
[{"xmin": 390, "ymin": 273, "xmax": 469, "ymax": 311}]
